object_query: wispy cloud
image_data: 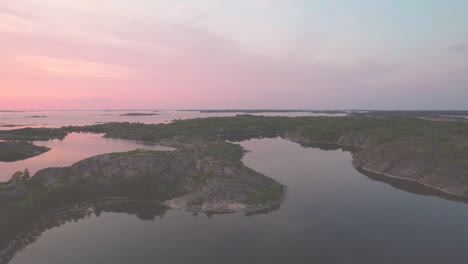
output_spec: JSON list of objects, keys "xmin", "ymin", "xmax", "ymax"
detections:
[
  {"xmin": 16, "ymin": 56, "xmax": 135, "ymax": 79},
  {"xmin": 448, "ymin": 43, "xmax": 468, "ymax": 53},
  {"xmin": 0, "ymin": 8, "xmax": 42, "ymax": 34},
  {"xmin": 174, "ymin": 4, "xmax": 187, "ymax": 11}
]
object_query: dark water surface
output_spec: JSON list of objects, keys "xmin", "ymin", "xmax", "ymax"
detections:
[{"xmin": 6, "ymin": 138, "xmax": 468, "ymax": 264}]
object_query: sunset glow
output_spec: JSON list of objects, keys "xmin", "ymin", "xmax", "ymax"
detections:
[{"xmin": 1, "ymin": 0, "xmax": 467, "ymax": 110}]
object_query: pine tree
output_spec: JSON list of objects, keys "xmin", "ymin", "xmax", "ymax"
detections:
[{"xmin": 22, "ymin": 169, "xmax": 31, "ymax": 181}]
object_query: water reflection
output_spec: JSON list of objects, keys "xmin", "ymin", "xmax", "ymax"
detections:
[
  {"xmin": 0, "ymin": 138, "xmax": 468, "ymax": 264},
  {"xmin": 357, "ymin": 168, "xmax": 468, "ymax": 205},
  {"xmin": 0, "ymin": 200, "xmax": 169, "ymax": 264},
  {"xmin": 0, "ymin": 197, "xmax": 282, "ymax": 264},
  {"xmin": 2, "ymin": 137, "xmax": 468, "ymax": 264}
]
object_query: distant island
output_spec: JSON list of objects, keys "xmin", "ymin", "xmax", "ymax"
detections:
[
  {"xmin": 25, "ymin": 116, "xmax": 47, "ymax": 118},
  {"xmin": 182, "ymin": 109, "xmax": 347, "ymax": 114},
  {"xmin": 0, "ymin": 127, "xmax": 67, "ymax": 141},
  {"xmin": 119, "ymin": 113, "xmax": 159, "ymax": 116}
]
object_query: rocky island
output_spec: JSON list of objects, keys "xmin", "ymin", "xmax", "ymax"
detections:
[{"xmin": 0, "ymin": 136, "xmax": 285, "ymax": 250}]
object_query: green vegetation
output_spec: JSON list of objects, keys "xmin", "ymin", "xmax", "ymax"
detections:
[
  {"xmin": 64, "ymin": 115, "xmax": 468, "ymax": 144},
  {"xmin": 182, "ymin": 109, "xmax": 346, "ymax": 114},
  {"xmin": 120, "ymin": 172, "xmax": 183, "ymax": 200},
  {"xmin": 0, "ymin": 180, "xmax": 101, "ymax": 247},
  {"xmin": 2, "ymin": 114, "xmax": 467, "ymax": 248},
  {"xmin": 245, "ymin": 184, "xmax": 285, "ymax": 205},
  {"xmin": 63, "ymin": 115, "xmax": 467, "ymax": 172},
  {"xmin": 0, "ymin": 127, "xmax": 67, "ymax": 141},
  {"xmin": 0, "ymin": 168, "xmax": 181, "ymax": 247},
  {"xmin": 0, "ymin": 142, "xmax": 50, "ymax": 162}
]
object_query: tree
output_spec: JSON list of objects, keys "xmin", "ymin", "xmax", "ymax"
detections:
[
  {"xmin": 22, "ymin": 169, "xmax": 30, "ymax": 181},
  {"xmin": 10, "ymin": 171, "xmax": 23, "ymax": 182}
]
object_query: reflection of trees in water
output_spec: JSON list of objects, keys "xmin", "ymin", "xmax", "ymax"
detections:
[
  {"xmin": 1, "ymin": 198, "xmax": 282, "ymax": 264},
  {"xmin": 296, "ymin": 141, "xmax": 468, "ymax": 204},
  {"xmin": 294, "ymin": 141, "xmax": 358, "ymax": 152},
  {"xmin": 0, "ymin": 200, "xmax": 168, "ymax": 264},
  {"xmin": 245, "ymin": 202, "xmax": 282, "ymax": 216},
  {"xmin": 95, "ymin": 201, "xmax": 167, "ymax": 221}
]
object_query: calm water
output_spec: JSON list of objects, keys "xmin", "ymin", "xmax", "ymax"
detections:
[{"xmin": 6, "ymin": 138, "xmax": 468, "ymax": 264}]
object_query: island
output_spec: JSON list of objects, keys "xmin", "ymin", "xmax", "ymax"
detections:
[
  {"xmin": 181, "ymin": 109, "xmax": 347, "ymax": 114},
  {"xmin": 119, "ymin": 113, "xmax": 159, "ymax": 116},
  {"xmin": 0, "ymin": 142, "xmax": 50, "ymax": 162},
  {"xmin": 25, "ymin": 116, "xmax": 47, "ymax": 118},
  {"xmin": 0, "ymin": 137, "xmax": 285, "ymax": 250},
  {"xmin": 0, "ymin": 127, "xmax": 67, "ymax": 141}
]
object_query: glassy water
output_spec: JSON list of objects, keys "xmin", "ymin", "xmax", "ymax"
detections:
[{"xmin": 6, "ymin": 138, "xmax": 468, "ymax": 264}]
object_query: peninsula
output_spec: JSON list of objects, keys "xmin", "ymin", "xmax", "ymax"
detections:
[{"xmin": 0, "ymin": 142, "xmax": 50, "ymax": 162}]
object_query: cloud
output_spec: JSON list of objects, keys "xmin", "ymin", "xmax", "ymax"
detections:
[
  {"xmin": 173, "ymin": 4, "xmax": 187, "ymax": 12},
  {"xmin": 448, "ymin": 43, "xmax": 468, "ymax": 53},
  {"xmin": 16, "ymin": 56, "xmax": 135, "ymax": 79},
  {"xmin": 0, "ymin": 8, "xmax": 42, "ymax": 34}
]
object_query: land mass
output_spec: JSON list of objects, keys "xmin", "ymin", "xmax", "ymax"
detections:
[
  {"xmin": 63, "ymin": 115, "xmax": 467, "ymax": 197},
  {"xmin": 25, "ymin": 116, "xmax": 47, "ymax": 118},
  {"xmin": 0, "ymin": 128, "xmax": 67, "ymax": 141},
  {"xmin": 182, "ymin": 109, "xmax": 346, "ymax": 114},
  {"xmin": 1, "ymin": 114, "xmax": 467, "ymax": 254},
  {"xmin": 119, "ymin": 113, "xmax": 159, "ymax": 116},
  {"xmin": 0, "ymin": 142, "xmax": 50, "ymax": 162},
  {"xmin": 0, "ymin": 136, "xmax": 284, "ymax": 249}
]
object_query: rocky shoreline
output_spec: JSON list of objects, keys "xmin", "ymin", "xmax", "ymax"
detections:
[
  {"xmin": 286, "ymin": 133, "xmax": 468, "ymax": 198},
  {"xmin": 2, "ymin": 146, "xmax": 285, "ymax": 211}
]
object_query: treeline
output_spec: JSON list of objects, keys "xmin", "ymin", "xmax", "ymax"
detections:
[
  {"xmin": 0, "ymin": 127, "xmax": 67, "ymax": 141},
  {"xmin": 64, "ymin": 115, "xmax": 468, "ymax": 145}
]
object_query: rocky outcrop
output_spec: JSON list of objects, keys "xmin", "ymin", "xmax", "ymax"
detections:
[
  {"xmin": 351, "ymin": 142, "xmax": 468, "ymax": 197},
  {"xmin": 12, "ymin": 147, "xmax": 284, "ymax": 213}
]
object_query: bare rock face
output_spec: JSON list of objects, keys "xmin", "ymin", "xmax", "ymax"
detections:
[{"xmin": 351, "ymin": 142, "xmax": 468, "ymax": 197}]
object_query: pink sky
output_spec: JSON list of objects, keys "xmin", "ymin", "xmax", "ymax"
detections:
[{"xmin": 1, "ymin": 1, "xmax": 467, "ymax": 110}]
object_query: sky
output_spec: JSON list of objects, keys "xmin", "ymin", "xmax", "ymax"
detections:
[{"xmin": 1, "ymin": 0, "xmax": 467, "ymax": 110}]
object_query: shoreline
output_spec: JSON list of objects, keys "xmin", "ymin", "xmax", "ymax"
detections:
[
  {"xmin": 286, "ymin": 135, "xmax": 468, "ymax": 200},
  {"xmin": 355, "ymin": 165, "xmax": 468, "ymax": 199}
]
